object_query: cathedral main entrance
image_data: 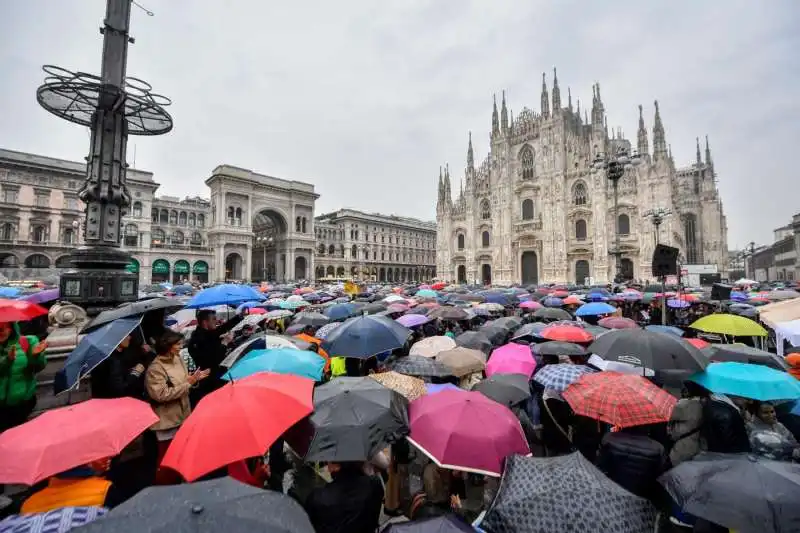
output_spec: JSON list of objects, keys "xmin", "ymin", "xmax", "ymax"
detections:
[
  {"xmin": 620, "ymin": 258, "xmax": 634, "ymax": 281},
  {"xmin": 521, "ymin": 251, "xmax": 538, "ymax": 285},
  {"xmin": 457, "ymin": 265, "xmax": 466, "ymax": 284},
  {"xmin": 481, "ymin": 264, "xmax": 492, "ymax": 286},
  {"xmin": 575, "ymin": 260, "xmax": 590, "ymax": 285}
]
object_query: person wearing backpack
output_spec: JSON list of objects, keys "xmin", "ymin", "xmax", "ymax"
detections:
[{"xmin": 0, "ymin": 321, "xmax": 47, "ymax": 432}]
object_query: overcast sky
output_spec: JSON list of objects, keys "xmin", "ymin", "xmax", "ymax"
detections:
[{"xmin": 2, "ymin": 1, "xmax": 798, "ymax": 248}]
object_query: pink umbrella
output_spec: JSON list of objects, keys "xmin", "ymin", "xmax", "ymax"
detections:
[
  {"xmin": 486, "ymin": 343, "xmax": 537, "ymax": 378},
  {"xmin": 519, "ymin": 301, "xmax": 543, "ymax": 310},
  {"xmin": 387, "ymin": 303, "xmax": 409, "ymax": 314},
  {"xmin": 408, "ymin": 390, "xmax": 529, "ymax": 476}
]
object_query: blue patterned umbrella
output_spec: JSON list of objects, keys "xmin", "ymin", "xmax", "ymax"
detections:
[
  {"xmin": 533, "ymin": 364, "xmax": 596, "ymax": 392},
  {"xmin": 314, "ymin": 322, "xmax": 341, "ymax": 340},
  {"xmin": 0, "ymin": 506, "xmax": 107, "ymax": 533}
]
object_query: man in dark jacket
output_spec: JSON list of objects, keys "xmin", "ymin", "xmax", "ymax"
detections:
[
  {"xmin": 304, "ymin": 462, "xmax": 383, "ymax": 533},
  {"xmin": 187, "ymin": 310, "xmax": 243, "ymax": 404},
  {"xmin": 597, "ymin": 427, "xmax": 667, "ymax": 501},
  {"xmin": 91, "ymin": 335, "xmax": 154, "ymax": 400},
  {"xmin": 701, "ymin": 394, "xmax": 751, "ymax": 453}
]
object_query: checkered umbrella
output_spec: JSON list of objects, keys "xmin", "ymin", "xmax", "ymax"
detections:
[
  {"xmin": 533, "ymin": 364, "xmax": 596, "ymax": 393},
  {"xmin": 314, "ymin": 322, "xmax": 340, "ymax": 340},
  {"xmin": 389, "ymin": 355, "xmax": 453, "ymax": 378},
  {"xmin": 562, "ymin": 371, "xmax": 677, "ymax": 428}
]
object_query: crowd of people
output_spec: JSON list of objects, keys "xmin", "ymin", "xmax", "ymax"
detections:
[{"xmin": 0, "ymin": 279, "xmax": 798, "ymax": 533}]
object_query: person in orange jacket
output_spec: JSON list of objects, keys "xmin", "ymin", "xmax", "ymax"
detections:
[{"xmin": 21, "ymin": 458, "xmax": 125, "ymax": 514}]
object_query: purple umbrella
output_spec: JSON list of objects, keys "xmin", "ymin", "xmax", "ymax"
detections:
[
  {"xmin": 396, "ymin": 314, "xmax": 432, "ymax": 328},
  {"xmin": 425, "ymin": 383, "xmax": 462, "ymax": 395},
  {"xmin": 21, "ymin": 289, "xmax": 60, "ymax": 305},
  {"xmin": 667, "ymin": 299, "xmax": 691, "ymax": 309}
]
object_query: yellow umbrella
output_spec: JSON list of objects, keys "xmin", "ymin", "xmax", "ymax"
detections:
[{"xmin": 690, "ymin": 314, "xmax": 768, "ymax": 337}]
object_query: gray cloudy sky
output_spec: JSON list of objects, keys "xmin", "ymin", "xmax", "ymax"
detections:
[{"xmin": 2, "ymin": 1, "xmax": 799, "ymax": 248}]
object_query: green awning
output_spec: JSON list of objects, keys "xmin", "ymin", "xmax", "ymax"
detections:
[
  {"xmin": 173, "ymin": 260, "xmax": 190, "ymax": 274},
  {"xmin": 193, "ymin": 261, "xmax": 209, "ymax": 274},
  {"xmin": 125, "ymin": 259, "xmax": 140, "ymax": 274},
  {"xmin": 152, "ymin": 259, "xmax": 170, "ymax": 274}
]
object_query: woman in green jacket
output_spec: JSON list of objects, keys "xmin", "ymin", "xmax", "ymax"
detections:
[{"xmin": 0, "ymin": 321, "xmax": 47, "ymax": 432}]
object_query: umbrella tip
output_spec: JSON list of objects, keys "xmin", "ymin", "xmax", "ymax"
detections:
[{"xmin": 191, "ymin": 505, "xmax": 204, "ymax": 514}]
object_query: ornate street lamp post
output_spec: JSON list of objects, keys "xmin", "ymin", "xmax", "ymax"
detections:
[
  {"xmin": 644, "ymin": 207, "xmax": 673, "ymax": 324},
  {"xmin": 37, "ymin": 0, "xmax": 172, "ymax": 314},
  {"xmin": 592, "ymin": 148, "xmax": 640, "ymax": 283}
]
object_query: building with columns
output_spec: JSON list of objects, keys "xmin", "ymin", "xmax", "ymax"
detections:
[{"xmin": 436, "ymin": 69, "xmax": 728, "ymax": 286}]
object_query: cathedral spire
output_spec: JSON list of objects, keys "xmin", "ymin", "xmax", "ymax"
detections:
[
  {"xmin": 509, "ymin": 109, "xmax": 514, "ymax": 134},
  {"xmin": 444, "ymin": 163, "xmax": 451, "ymax": 203},
  {"xmin": 576, "ymin": 98, "xmax": 581, "ymax": 124},
  {"xmin": 437, "ymin": 166, "xmax": 443, "ymax": 205},
  {"xmin": 567, "ymin": 87, "xmax": 573, "ymax": 112},
  {"xmin": 591, "ymin": 82, "xmax": 604, "ymax": 125},
  {"xmin": 541, "ymin": 72, "xmax": 550, "ymax": 119},
  {"xmin": 705, "ymin": 135, "xmax": 713, "ymax": 166},
  {"xmin": 500, "ymin": 90, "xmax": 509, "ymax": 133},
  {"xmin": 467, "ymin": 131, "xmax": 474, "ymax": 170},
  {"xmin": 637, "ymin": 104, "xmax": 649, "ymax": 156},
  {"xmin": 491, "ymin": 94, "xmax": 499, "ymax": 136},
  {"xmin": 652, "ymin": 100, "xmax": 668, "ymax": 160},
  {"xmin": 696, "ymin": 137, "xmax": 702, "ymax": 165},
  {"xmin": 552, "ymin": 67, "xmax": 561, "ymax": 113}
]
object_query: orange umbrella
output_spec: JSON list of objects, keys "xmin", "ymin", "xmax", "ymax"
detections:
[{"xmin": 294, "ymin": 333, "xmax": 330, "ymax": 371}]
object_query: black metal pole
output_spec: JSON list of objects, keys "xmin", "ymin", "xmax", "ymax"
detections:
[{"xmin": 613, "ymin": 179, "xmax": 620, "ymax": 282}]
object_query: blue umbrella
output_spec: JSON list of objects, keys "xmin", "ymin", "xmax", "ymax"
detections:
[
  {"xmin": 689, "ymin": 362, "xmax": 800, "ymax": 401},
  {"xmin": 0, "ymin": 287, "xmax": 21, "ymax": 298},
  {"xmin": 575, "ymin": 302, "xmax": 615, "ymax": 317},
  {"xmin": 645, "ymin": 324, "xmax": 685, "ymax": 337},
  {"xmin": 416, "ymin": 289, "xmax": 438, "ymax": 298},
  {"xmin": 425, "ymin": 383, "xmax": 463, "ymax": 395},
  {"xmin": 185, "ymin": 284, "xmax": 265, "ymax": 308},
  {"xmin": 223, "ymin": 348, "xmax": 325, "ymax": 381},
  {"xmin": 0, "ymin": 506, "xmax": 107, "ymax": 533},
  {"xmin": 172, "ymin": 285, "xmax": 193, "ymax": 295},
  {"xmin": 586, "ymin": 293, "xmax": 610, "ymax": 302},
  {"xmin": 324, "ymin": 303, "xmax": 357, "ymax": 321},
  {"xmin": 321, "ymin": 315, "xmax": 411, "ymax": 359},
  {"xmin": 54, "ymin": 316, "xmax": 142, "ymax": 394},
  {"xmin": 543, "ymin": 296, "xmax": 564, "ymax": 308},
  {"xmin": 667, "ymin": 299, "xmax": 691, "ymax": 309}
]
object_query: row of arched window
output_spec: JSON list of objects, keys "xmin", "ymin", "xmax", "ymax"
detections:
[
  {"xmin": 456, "ymin": 231, "xmax": 491, "ymax": 250},
  {"xmin": 150, "ymin": 207, "xmax": 206, "ymax": 227},
  {"xmin": 316, "ymin": 243, "xmax": 433, "ymax": 263},
  {"xmin": 295, "ymin": 217, "xmax": 309, "ymax": 233}
]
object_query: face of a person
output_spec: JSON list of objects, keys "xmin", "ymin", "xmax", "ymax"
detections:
[
  {"xmin": 168, "ymin": 342, "xmax": 182, "ymax": 358},
  {"xmin": 201, "ymin": 315, "xmax": 217, "ymax": 330},
  {"xmin": 0, "ymin": 323, "xmax": 11, "ymax": 344},
  {"xmin": 759, "ymin": 404, "xmax": 777, "ymax": 424}
]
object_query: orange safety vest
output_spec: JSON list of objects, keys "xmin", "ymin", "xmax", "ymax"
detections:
[{"xmin": 21, "ymin": 477, "xmax": 111, "ymax": 514}]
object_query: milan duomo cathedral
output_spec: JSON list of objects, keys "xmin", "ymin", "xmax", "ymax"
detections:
[{"xmin": 435, "ymin": 69, "xmax": 728, "ymax": 286}]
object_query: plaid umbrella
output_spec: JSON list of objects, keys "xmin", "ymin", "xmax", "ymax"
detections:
[
  {"xmin": 0, "ymin": 507, "xmax": 107, "ymax": 533},
  {"xmin": 482, "ymin": 453, "xmax": 657, "ymax": 533},
  {"xmin": 563, "ymin": 371, "xmax": 677, "ymax": 428},
  {"xmin": 314, "ymin": 322, "xmax": 340, "ymax": 339},
  {"xmin": 389, "ymin": 355, "xmax": 453, "ymax": 378},
  {"xmin": 533, "ymin": 364, "xmax": 596, "ymax": 392},
  {"xmin": 370, "ymin": 371, "xmax": 427, "ymax": 401}
]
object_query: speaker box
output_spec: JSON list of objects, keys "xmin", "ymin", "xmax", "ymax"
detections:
[
  {"xmin": 652, "ymin": 244, "xmax": 679, "ymax": 277},
  {"xmin": 711, "ymin": 283, "xmax": 732, "ymax": 301}
]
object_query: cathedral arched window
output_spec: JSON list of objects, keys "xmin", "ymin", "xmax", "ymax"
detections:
[
  {"xmin": 519, "ymin": 145, "xmax": 535, "ymax": 180},
  {"xmin": 521, "ymin": 199, "xmax": 534, "ymax": 221},
  {"xmin": 328, "ymin": 244, "xmax": 335, "ymax": 255},
  {"xmin": 575, "ymin": 219, "xmax": 587, "ymax": 241},
  {"xmin": 617, "ymin": 214, "xmax": 630, "ymax": 235},
  {"xmin": 572, "ymin": 181, "xmax": 588, "ymax": 206},
  {"xmin": 318, "ymin": 244, "xmax": 325, "ymax": 254},
  {"xmin": 351, "ymin": 245, "xmax": 358, "ymax": 259},
  {"xmin": 480, "ymin": 199, "xmax": 491, "ymax": 220},
  {"xmin": 457, "ymin": 234, "xmax": 465, "ymax": 250},
  {"xmin": 296, "ymin": 217, "xmax": 301, "ymax": 232},
  {"xmin": 481, "ymin": 231, "xmax": 490, "ymax": 248}
]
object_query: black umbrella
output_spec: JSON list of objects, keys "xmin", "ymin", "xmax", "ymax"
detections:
[
  {"xmin": 292, "ymin": 377, "xmax": 409, "ymax": 462},
  {"xmin": 292, "ymin": 311, "xmax": 330, "ymax": 327},
  {"xmin": 77, "ymin": 477, "xmax": 314, "ymax": 533},
  {"xmin": 428, "ymin": 306, "xmax": 470, "ymax": 321},
  {"xmin": 405, "ymin": 307, "xmax": 430, "ymax": 316},
  {"xmin": 362, "ymin": 302, "xmax": 388, "ymax": 315},
  {"xmin": 511, "ymin": 323, "xmax": 548, "ymax": 341},
  {"xmin": 381, "ymin": 514, "xmax": 474, "ymax": 532},
  {"xmin": 659, "ymin": 452, "xmax": 800, "ymax": 533},
  {"xmin": 83, "ymin": 297, "xmax": 185, "ymax": 332},
  {"xmin": 472, "ymin": 373, "xmax": 531, "ymax": 408},
  {"xmin": 483, "ymin": 453, "xmax": 657, "ymax": 533},
  {"xmin": 455, "ymin": 331, "xmax": 493, "ymax": 355},
  {"xmin": 704, "ymin": 344, "xmax": 789, "ymax": 371},
  {"xmin": 532, "ymin": 307, "xmax": 572, "ymax": 321},
  {"xmin": 589, "ymin": 328, "xmax": 708, "ymax": 372},
  {"xmin": 479, "ymin": 324, "xmax": 508, "ymax": 345},
  {"xmin": 489, "ymin": 316, "xmax": 523, "ymax": 332},
  {"xmin": 533, "ymin": 341, "xmax": 587, "ymax": 357},
  {"xmin": 389, "ymin": 355, "xmax": 453, "ymax": 378}
]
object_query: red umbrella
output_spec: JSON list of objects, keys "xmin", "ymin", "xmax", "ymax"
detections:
[
  {"xmin": 247, "ymin": 307, "xmax": 266, "ymax": 315},
  {"xmin": 540, "ymin": 324, "xmax": 594, "ymax": 343},
  {"xmin": 0, "ymin": 398, "xmax": 157, "ymax": 485},
  {"xmin": 685, "ymin": 338, "xmax": 710, "ymax": 349},
  {"xmin": 597, "ymin": 317, "xmax": 639, "ymax": 330},
  {"xmin": 552, "ymin": 290, "xmax": 569, "ymax": 298},
  {"xmin": 0, "ymin": 299, "xmax": 48, "ymax": 323},
  {"xmin": 161, "ymin": 372, "xmax": 314, "ymax": 482},
  {"xmin": 408, "ymin": 390, "xmax": 529, "ymax": 476},
  {"xmin": 562, "ymin": 296, "xmax": 582, "ymax": 306},
  {"xmin": 562, "ymin": 371, "xmax": 677, "ymax": 428},
  {"xmin": 431, "ymin": 282, "xmax": 447, "ymax": 290}
]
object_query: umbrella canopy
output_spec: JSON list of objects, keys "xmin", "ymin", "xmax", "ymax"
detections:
[
  {"xmin": 265, "ymin": 309, "xmax": 293, "ymax": 319},
  {"xmin": 0, "ymin": 398, "xmax": 157, "ymax": 485},
  {"xmin": 689, "ymin": 362, "xmax": 800, "ymax": 401},
  {"xmin": 186, "ymin": 284, "xmax": 266, "ymax": 309},
  {"xmin": 298, "ymin": 377, "xmax": 409, "ymax": 462},
  {"xmin": 472, "ymin": 373, "xmax": 531, "ymax": 407},
  {"xmin": 454, "ymin": 331, "xmax": 493, "ymax": 355},
  {"xmin": 416, "ymin": 289, "xmax": 438, "ymax": 299},
  {"xmin": 690, "ymin": 313, "xmax": 768, "ymax": 337},
  {"xmin": 382, "ymin": 515, "xmax": 474, "ymax": 533},
  {"xmin": 389, "ymin": 355, "xmax": 453, "ymax": 378},
  {"xmin": 162, "ymin": 373, "xmax": 314, "ymax": 482},
  {"xmin": 575, "ymin": 302, "xmax": 616, "ymax": 317},
  {"xmin": 369, "ymin": 371, "xmax": 427, "ymax": 401},
  {"xmin": 511, "ymin": 323, "xmax": 548, "ymax": 341},
  {"xmin": 220, "ymin": 335, "xmax": 309, "ymax": 368},
  {"xmin": 519, "ymin": 300, "xmax": 543, "ymax": 311},
  {"xmin": 704, "ymin": 344, "xmax": 789, "ymax": 371},
  {"xmin": 482, "ymin": 453, "xmax": 657, "ymax": 533},
  {"xmin": 0, "ymin": 506, "xmax": 107, "ymax": 533},
  {"xmin": 321, "ymin": 315, "xmax": 411, "ymax": 359},
  {"xmin": 224, "ymin": 348, "xmax": 325, "ymax": 382},
  {"xmin": 323, "ymin": 303, "xmax": 357, "ymax": 321},
  {"xmin": 645, "ymin": 324, "xmax": 685, "ymax": 337},
  {"xmin": 292, "ymin": 312, "xmax": 329, "ymax": 327},
  {"xmin": 83, "ymin": 298, "xmax": 184, "ymax": 332},
  {"xmin": 425, "ymin": 383, "xmax": 463, "ymax": 395},
  {"xmin": 563, "ymin": 371, "xmax": 677, "ymax": 428},
  {"xmin": 314, "ymin": 322, "xmax": 341, "ymax": 339},
  {"xmin": 408, "ymin": 390, "xmax": 530, "ymax": 476},
  {"xmin": 410, "ymin": 336, "xmax": 457, "ymax": 358},
  {"xmin": 539, "ymin": 324, "xmax": 593, "ymax": 343},
  {"xmin": 54, "ymin": 316, "xmax": 142, "ymax": 394},
  {"xmin": 532, "ymin": 307, "xmax": 572, "ymax": 321},
  {"xmin": 533, "ymin": 363, "xmax": 596, "ymax": 393},
  {"xmin": 76, "ymin": 477, "xmax": 314, "ymax": 533},
  {"xmin": 0, "ymin": 299, "xmax": 48, "ymax": 323},
  {"xmin": 428, "ymin": 306, "xmax": 470, "ymax": 321},
  {"xmin": 597, "ymin": 316, "xmax": 639, "ymax": 330},
  {"xmin": 589, "ymin": 328, "xmax": 708, "ymax": 372},
  {"xmin": 435, "ymin": 347, "xmax": 486, "ymax": 377},
  {"xmin": 486, "ymin": 343, "xmax": 537, "ymax": 378},
  {"xmin": 396, "ymin": 314, "xmax": 431, "ymax": 328},
  {"xmin": 659, "ymin": 452, "xmax": 800, "ymax": 533},
  {"xmin": 20, "ymin": 288, "xmax": 60, "ymax": 305},
  {"xmin": 532, "ymin": 341, "xmax": 587, "ymax": 357},
  {"xmin": 490, "ymin": 317, "xmax": 523, "ymax": 332}
]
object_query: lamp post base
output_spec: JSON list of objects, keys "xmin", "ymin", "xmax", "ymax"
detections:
[{"xmin": 58, "ymin": 247, "xmax": 139, "ymax": 315}]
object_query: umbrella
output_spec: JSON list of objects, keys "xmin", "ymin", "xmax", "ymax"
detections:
[
  {"xmin": 704, "ymin": 344, "xmax": 789, "ymax": 371},
  {"xmin": 54, "ymin": 316, "xmax": 142, "ymax": 394},
  {"xmin": 407, "ymin": 390, "xmax": 530, "ymax": 476},
  {"xmin": 322, "ymin": 315, "xmax": 411, "ymax": 359},
  {"xmin": 75, "ymin": 477, "xmax": 314, "ymax": 533},
  {"xmin": 562, "ymin": 371, "xmax": 677, "ymax": 428},
  {"xmin": 543, "ymin": 296, "xmax": 564, "ymax": 307},
  {"xmin": 0, "ymin": 398, "xmax": 157, "ymax": 485},
  {"xmin": 425, "ymin": 383, "xmax": 463, "ymax": 395},
  {"xmin": 533, "ymin": 364, "xmax": 596, "ymax": 393},
  {"xmin": 510, "ymin": 323, "xmax": 548, "ymax": 341},
  {"xmin": 428, "ymin": 306, "xmax": 469, "ymax": 321},
  {"xmin": 370, "ymin": 371, "xmax": 427, "ymax": 401},
  {"xmin": 490, "ymin": 317, "xmax": 523, "ymax": 331},
  {"xmin": 224, "ymin": 348, "xmax": 325, "ymax": 382},
  {"xmin": 294, "ymin": 377, "xmax": 409, "ymax": 462},
  {"xmin": 532, "ymin": 307, "xmax": 572, "ymax": 321},
  {"xmin": 435, "ymin": 347, "xmax": 486, "ymax": 377},
  {"xmin": 291, "ymin": 312, "xmax": 330, "ymax": 327},
  {"xmin": 686, "ymin": 337, "xmax": 710, "ymax": 349},
  {"xmin": 575, "ymin": 302, "xmax": 615, "ymax": 317},
  {"xmin": 381, "ymin": 515, "xmax": 475, "ymax": 533},
  {"xmin": 161, "ymin": 373, "xmax": 314, "ymax": 482},
  {"xmin": 519, "ymin": 300, "xmax": 543, "ymax": 311},
  {"xmin": 280, "ymin": 299, "xmax": 309, "ymax": 310},
  {"xmin": 539, "ymin": 324, "xmax": 594, "ymax": 343},
  {"xmin": 690, "ymin": 313, "xmax": 768, "ymax": 337},
  {"xmin": 417, "ymin": 289, "xmax": 438, "ymax": 299},
  {"xmin": 455, "ymin": 331, "xmax": 493, "ymax": 354},
  {"xmin": 645, "ymin": 324, "xmax": 685, "ymax": 337},
  {"xmin": 767, "ymin": 289, "xmax": 800, "ymax": 301},
  {"xmin": 264, "ymin": 309, "xmax": 293, "ymax": 319},
  {"xmin": 409, "ymin": 336, "xmax": 457, "ymax": 358},
  {"xmin": 532, "ymin": 341, "xmax": 586, "ymax": 357},
  {"xmin": 478, "ymin": 324, "xmax": 508, "ymax": 345},
  {"xmin": 658, "ymin": 452, "xmax": 800, "ymax": 533},
  {"xmin": 597, "ymin": 316, "xmax": 638, "ymax": 330},
  {"xmin": 477, "ymin": 302, "xmax": 505, "ymax": 313},
  {"xmin": 83, "ymin": 298, "xmax": 184, "ymax": 332},
  {"xmin": 486, "ymin": 343, "xmax": 537, "ymax": 379},
  {"xmin": 20, "ymin": 288, "xmax": 60, "ymax": 305},
  {"xmin": 482, "ymin": 453, "xmax": 657, "ymax": 533},
  {"xmin": 389, "ymin": 355, "xmax": 453, "ymax": 378},
  {"xmin": 220, "ymin": 335, "xmax": 308, "ymax": 368},
  {"xmin": 0, "ymin": 299, "xmax": 48, "ymax": 323},
  {"xmin": 688, "ymin": 362, "xmax": 800, "ymax": 401},
  {"xmin": 323, "ymin": 303, "xmax": 357, "ymax": 321},
  {"xmin": 472, "ymin": 373, "xmax": 531, "ymax": 407},
  {"xmin": 396, "ymin": 314, "xmax": 431, "ymax": 328},
  {"xmin": 589, "ymin": 328, "xmax": 708, "ymax": 372},
  {"xmin": 0, "ymin": 506, "xmax": 108, "ymax": 533},
  {"xmin": 314, "ymin": 322, "xmax": 340, "ymax": 339},
  {"xmin": 186, "ymin": 284, "xmax": 266, "ymax": 309},
  {"xmin": 0, "ymin": 287, "xmax": 20, "ymax": 298}
]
